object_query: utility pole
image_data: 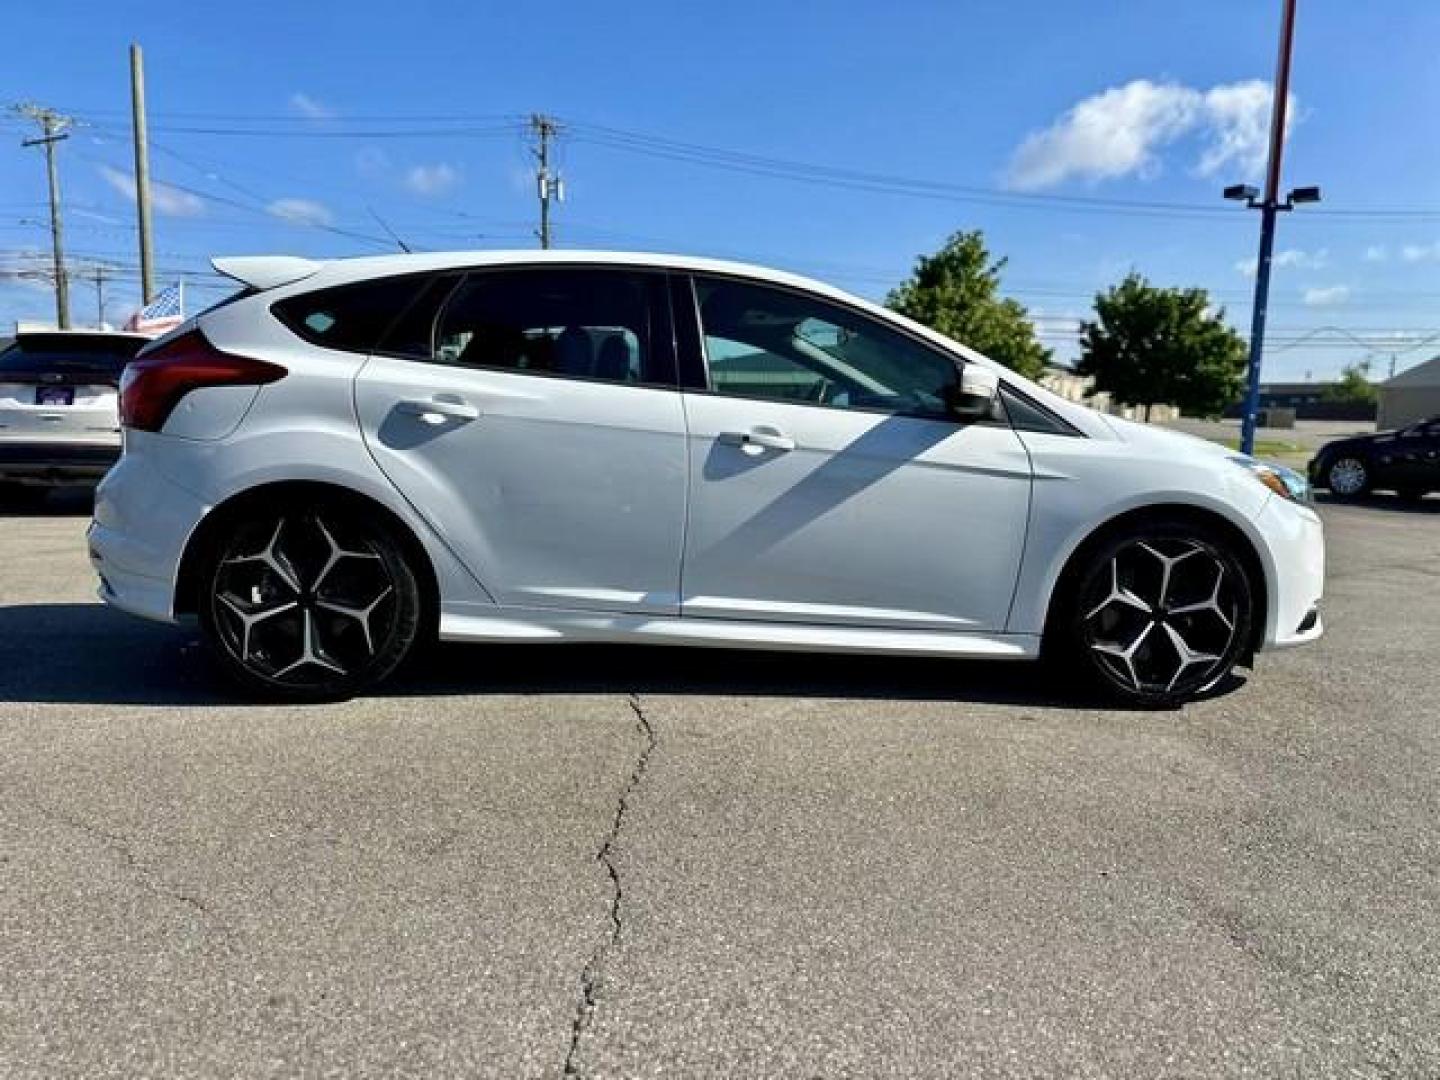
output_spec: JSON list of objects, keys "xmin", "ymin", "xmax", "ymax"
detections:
[
  {"xmin": 91, "ymin": 264, "xmax": 109, "ymax": 328},
  {"xmin": 530, "ymin": 114, "xmax": 563, "ymax": 249},
  {"xmin": 17, "ymin": 104, "xmax": 72, "ymax": 329},
  {"xmin": 130, "ymin": 43, "xmax": 156, "ymax": 304},
  {"xmin": 1225, "ymin": 0, "xmax": 1321, "ymax": 456}
]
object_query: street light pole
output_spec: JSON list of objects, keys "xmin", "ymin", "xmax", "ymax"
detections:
[{"xmin": 1236, "ymin": 0, "xmax": 1299, "ymax": 457}]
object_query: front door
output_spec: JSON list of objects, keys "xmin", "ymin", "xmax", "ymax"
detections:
[
  {"xmin": 354, "ymin": 266, "xmax": 688, "ymax": 614},
  {"xmin": 677, "ymin": 274, "xmax": 1033, "ymax": 632}
]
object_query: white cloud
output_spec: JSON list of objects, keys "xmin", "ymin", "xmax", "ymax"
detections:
[
  {"xmin": 1363, "ymin": 245, "xmax": 1388, "ymax": 263},
  {"xmin": 1006, "ymin": 77, "xmax": 1293, "ymax": 190},
  {"xmin": 98, "ymin": 164, "xmax": 205, "ymax": 217},
  {"xmin": 1195, "ymin": 80, "xmax": 1281, "ymax": 178},
  {"xmin": 1302, "ymin": 285, "xmax": 1350, "ymax": 307},
  {"xmin": 1400, "ymin": 241, "xmax": 1440, "ymax": 263},
  {"xmin": 1006, "ymin": 80, "xmax": 1200, "ymax": 190},
  {"xmin": 1234, "ymin": 248, "xmax": 1329, "ymax": 277},
  {"xmin": 290, "ymin": 93, "xmax": 333, "ymax": 120},
  {"xmin": 267, "ymin": 197, "xmax": 333, "ymax": 227},
  {"xmin": 404, "ymin": 163, "xmax": 461, "ymax": 196}
]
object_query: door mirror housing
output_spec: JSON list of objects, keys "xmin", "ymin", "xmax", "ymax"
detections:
[{"xmin": 948, "ymin": 361, "xmax": 1000, "ymax": 420}]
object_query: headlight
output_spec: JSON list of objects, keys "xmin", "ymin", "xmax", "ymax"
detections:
[{"xmin": 1230, "ymin": 456, "xmax": 1312, "ymax": 505}]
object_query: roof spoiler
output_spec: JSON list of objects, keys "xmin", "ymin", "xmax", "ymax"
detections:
[{"xmin": 211, "ymin": 255, "xmax": 323, "ymax": 291}]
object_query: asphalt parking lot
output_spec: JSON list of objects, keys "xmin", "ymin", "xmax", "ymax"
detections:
[{"xmin": 1, "ymin": 492, "xmax": 1437, "ymax": 1078}]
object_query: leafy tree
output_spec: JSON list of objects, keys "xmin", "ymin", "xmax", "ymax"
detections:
[
  {"xmin": 1077, "ymin": 273, "xmax": 1246, "ymax": 420},
  {"xmin": 886, "ymin": 230, "xmax": 1050, "ymax": 381},
  {"xmin": 1322, "ymin": 360, "xmax": 1377, "ymax": 404}
]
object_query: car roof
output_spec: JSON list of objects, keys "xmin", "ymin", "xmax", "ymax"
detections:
[{"xmin": 227, "ymin": 249, "xmax": 865, "ymax": 303}]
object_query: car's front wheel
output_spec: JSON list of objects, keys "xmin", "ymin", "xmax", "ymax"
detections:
[
  {"xmin": 196, "ymin": 502, "xmax": 423, "ymax": 701},
  {"xmin": 1063, "ymin": 522, "xmax": 1254, "ymax": 708},
  {"xmin": 1325, "ymin": 455, "xmax": 1369, "ymax": 496}
]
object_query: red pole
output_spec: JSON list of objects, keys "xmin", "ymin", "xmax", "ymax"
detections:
[{"xmin": 1263, "ymin": 0, "xmax": 1298, "ymax": 206}]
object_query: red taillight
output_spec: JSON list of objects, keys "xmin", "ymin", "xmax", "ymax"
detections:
[{"xmin": 119, "ymin": 330, "xmax": 286, "ymax": 432}]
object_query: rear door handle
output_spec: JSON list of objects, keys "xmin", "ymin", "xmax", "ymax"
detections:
[
  {"xmin": 720, "ymin": 427, "xmax": 796, "ymax": 453},
  {"xmin": 397, "ymin": 397, "xmax": 480, "ymax": 424}
]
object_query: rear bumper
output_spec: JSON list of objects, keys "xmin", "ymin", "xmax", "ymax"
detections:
[
  {"xmin": 89, "ymin": 448, "xmax": 209, "ymax": 624},
  {"xmin": 0, "ymin": 439, "xmax": 119, "ymax": 484}
]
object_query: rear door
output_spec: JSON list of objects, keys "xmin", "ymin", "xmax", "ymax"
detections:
[
  {"xmin": 352, "ymin": 265, "xmax": 689, "ymax": 614},
  {"xmin": 0, "ymin": 335, "xmax": 138, "ymax": 443}
]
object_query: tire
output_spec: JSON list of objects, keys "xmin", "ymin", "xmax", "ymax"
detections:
[
  {"xmin": 1325, "ymin": 456, "xmax": 1369, "ymax": 497},
  {"xmin": 1061, "ymin": 521, "xmax": 1255, "ymax": 708},
  {"xmin": 196, "ymin": 500, "xmax": 423, "ymax": 702}
]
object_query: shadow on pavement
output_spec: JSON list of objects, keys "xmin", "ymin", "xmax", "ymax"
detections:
[{"xmin": 0, "ymin": 602, "xmax": 1239, "ymax": 711}]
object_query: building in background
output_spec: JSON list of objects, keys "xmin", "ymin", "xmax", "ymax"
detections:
[
  {"xmin": 1221, "ymin": 381, "xmax": 1376, "ymax": 423},
  {"xmin": 1378, "ymin": 356, "xmax": 1440, "ymax": 429},
  {"xmin": 1039, "ymin": 364, "xmax": 1178, "ymax": 423}
]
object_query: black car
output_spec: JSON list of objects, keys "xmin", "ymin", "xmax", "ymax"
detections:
[{"xmin": 1308, "ymin": 416, "xmax": 1440, "ymax": 499}]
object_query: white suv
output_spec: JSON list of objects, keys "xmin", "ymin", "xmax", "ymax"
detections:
[
  {"xmin": 0, "ymin": 329, "xmax": 149, "ymax": 505},
  {"xmin": 89, "ymin": 251, "xmax": 1324, "ymax": 705}
]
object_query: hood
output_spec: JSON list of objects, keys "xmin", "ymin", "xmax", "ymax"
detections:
[{"xmin": 1098, "ymin": 414, "xmax": 1240, "ymax": 463}]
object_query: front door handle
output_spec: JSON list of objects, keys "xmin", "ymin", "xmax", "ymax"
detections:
[
  {"xmin": 721, "ymin": 426, "xmax": 796, "ymax": 453},
  {"xmin": 397, "ymin": 397, "xmax": 480, "ymax": 425}
]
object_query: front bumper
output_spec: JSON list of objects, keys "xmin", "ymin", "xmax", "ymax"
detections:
[
  {"xmin": 0, "ymin": 439, "xmax": 119, "ymax": 485},
  {"xmin": 1254, "ymin": 495, "xmax": 1326, "ymax": 649}
]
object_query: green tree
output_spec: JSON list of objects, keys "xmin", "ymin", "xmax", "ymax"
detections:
[
  {"xmin": 1077, "ymin": 273, "xmax": 1246, "ymax": 420},
  {"xmin": 1322, "ymin": 360, "xmax": 1378, "ymax": 404},
  {"xmin": 886, "ymin": 230, "xmax": 1050, "ymax": 381}
]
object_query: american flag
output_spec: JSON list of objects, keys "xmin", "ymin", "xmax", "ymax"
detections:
[{"xmin": 123, "ymin": 282, "xmax": 185, "ymax": 335}]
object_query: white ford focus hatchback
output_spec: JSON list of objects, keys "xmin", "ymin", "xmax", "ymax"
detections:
[{"xmin": 89, "ymin": 251, "xmax": 1324, "ymax": 706}]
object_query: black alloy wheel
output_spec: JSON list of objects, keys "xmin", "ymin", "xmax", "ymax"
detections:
[{"xmin": 197, "ymin": 504, "xmax": 422, "ymax": 701}]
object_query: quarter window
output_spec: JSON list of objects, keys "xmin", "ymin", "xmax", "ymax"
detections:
[
  {"xmin": 272, "ymin": 274, "xmax": 434, "ymax": 353},
  {"xmin": 433, "ymin": 269, "xmax": 664, "ymax": 386},
  {"xmin": 693, "ymin": 276, "xmax": 960, "ymax": 418}
]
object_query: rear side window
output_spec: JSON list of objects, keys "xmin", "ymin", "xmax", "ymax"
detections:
[
  {"xmin": 0, "ymin": 334, "xmax": 145, "ymax": 379},
  {"xmin": 430, "ymin": 268, "xmax": 670, "ymax": 386},
  {"xmin": 272, "ymin": 275, "xmax": 433, "ymax": 353}
]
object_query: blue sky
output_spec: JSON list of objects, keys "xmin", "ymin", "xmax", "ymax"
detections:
[{"xmin": 4, "ymin": 0, "xmax": 1439, "ymax": 379}]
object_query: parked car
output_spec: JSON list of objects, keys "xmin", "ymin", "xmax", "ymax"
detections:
[
  {"xmin": 1308, "ymin": 417, "xmax": 1440, "ymax": 500},
  {"xmin": 0, "ymin": 329, "xmax": 150, "ymax": 505},
  {"xmin": 90, "ymin": 252, "xmax": 1325, "ymax": 706}
]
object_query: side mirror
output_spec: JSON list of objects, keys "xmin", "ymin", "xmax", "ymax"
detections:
[{"xmin": 948, "ymin": 362, "xmax": 1000, "ymax": 420}]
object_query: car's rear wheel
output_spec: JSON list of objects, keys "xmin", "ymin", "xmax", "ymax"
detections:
[
  {"xmin": 1064, "ymin": 523, "xmax": 1254, "ymax": 708},
  {"xmin": 1325, "ymin": 456, "xmax": 1369, "ymax": 496},
  {"xmin": 196, "ymin": 502, "xmax": 422, "ymax": 701}
]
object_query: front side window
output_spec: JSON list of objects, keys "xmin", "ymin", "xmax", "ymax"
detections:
[
  {"xmin": 432, "ymin": 268, "xmax": 665, "ymax": 386},
  {"xmin": 693, "ymin": 276, "xmax": 960, "ymax": 418}
]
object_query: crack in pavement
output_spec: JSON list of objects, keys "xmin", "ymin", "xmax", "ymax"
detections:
[
  {"xmin": 563, "ymin": 692, "xmax": 657, "ymax": 1079},
  {"xmin": 28, "ymin": 801, "xmax": 239, "ymax": 950}
]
